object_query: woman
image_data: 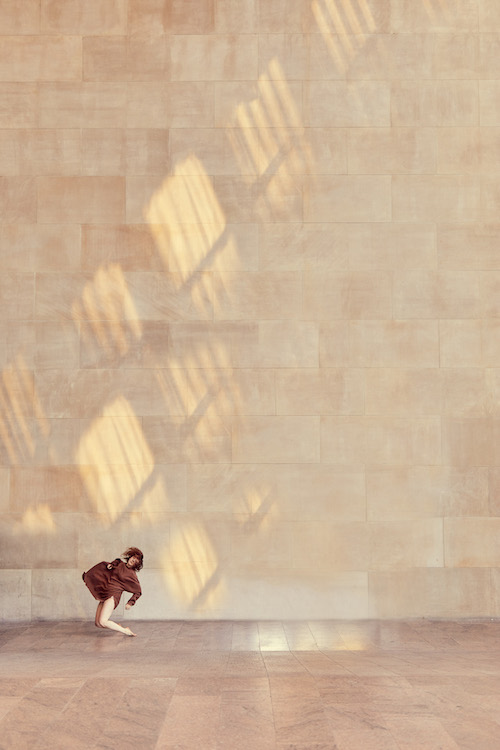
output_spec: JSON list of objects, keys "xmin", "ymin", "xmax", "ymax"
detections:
[{"xmin": 82, "ymin": 547, "xmax": 143, "ymax": 636}]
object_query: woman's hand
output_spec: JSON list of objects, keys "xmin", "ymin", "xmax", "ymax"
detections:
[
  {"xmin": 125, "ymin": 603, "xmax": 132, "ymax": 610},
  {"xmin": 107, "ymin": 564, "xmax": 113, "ymax": 570}
]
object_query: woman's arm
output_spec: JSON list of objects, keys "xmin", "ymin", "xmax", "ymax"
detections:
[
  {"xmin": 125, "ymin": 571, "xmax": 142, "ymax": 608},
  {"xmin": 125, "ymin": 589, "xmax": 142, "ymax": 608}
]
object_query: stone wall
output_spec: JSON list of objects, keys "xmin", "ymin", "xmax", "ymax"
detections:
[{"xmin": 1, "ymin": 0, "xmax": 499, "ymax": 621}]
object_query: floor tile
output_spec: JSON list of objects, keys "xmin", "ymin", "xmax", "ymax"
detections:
[{"xmin": 0, "ymin": 619, "xmax": 500, "ymax": 748}]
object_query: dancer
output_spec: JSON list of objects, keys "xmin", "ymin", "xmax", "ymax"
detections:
[{"xmin": 82, "ymin": 547, "xmax": 143, "ymax": 636}]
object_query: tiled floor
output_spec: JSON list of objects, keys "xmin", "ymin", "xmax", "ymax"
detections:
[{"xmin": 1, "ymin": 619, "xmax": 500, "ymax": 750}]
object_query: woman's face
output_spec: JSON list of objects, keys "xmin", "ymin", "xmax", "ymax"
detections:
[{"xmin": 127, "ymin": 555, "xmax": 139, "ymax": 568}]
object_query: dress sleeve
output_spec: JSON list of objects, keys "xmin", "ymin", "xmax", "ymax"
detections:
[
  {"xmin": 125, "ymin": 570, "xmax": 142, "ymax": 606},
  {"xmin": 126, "ymin": 589, "xmax": 142, "ymax": 606}
]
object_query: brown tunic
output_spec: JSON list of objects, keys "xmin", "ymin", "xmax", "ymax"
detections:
[{"xmin": 82, "ymin": 559, "xmax": 142, "ymax": 609}]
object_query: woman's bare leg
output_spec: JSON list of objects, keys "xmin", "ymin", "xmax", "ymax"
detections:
[
  {"xmin": 95, "ymin": 601, "xmax": 104, "ymax": 627},
  {"xmin": 98, "ymin": 597, "xmax": 136, "ymax": 636}
]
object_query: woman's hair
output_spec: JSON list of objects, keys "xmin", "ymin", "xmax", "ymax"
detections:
[{"xmin": 122, "ymin": 547, "xmax": 144, "ymax": 571}]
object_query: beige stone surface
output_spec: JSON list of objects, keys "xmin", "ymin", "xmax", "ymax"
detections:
[
  {"xmin": 41, "ymin": 0, "xmax": 127, "ymax": 35},
  {"xmin": 0, "ymin": 178, "xmax": 37, "ymax": 223},
  {"xmin": 171, "ymin": 35, "xmax": 258, "ymax": 82},
  {"xmin": 83, "ymin": 36, "xmax": 170, "ymax": 82},
  {"xmin": 0, "ymin": 570, "xmax": 31, "ymax": 620},
  {"xmin": 437, "ymin": 127, "xmax": 480, "ymax": 175},
  {"xmin": 481, "ymin": 174, "xmax": 500, "ymax": 220},
  {"xmin": 304, "ymin": 81, "xmax": 391, "ymax": 126},
  {"xmin": 393, "ymin": 270, "xmax": 480, "ymax": 319},
  {"xmin": 479, "ymin": 33, "xmax": 500, "ymax": 79},
  {"xmin": 10, "ymin": 466, "xmax": 86, "ymax": 513},
  {"xmin": 323, "ymin": 320, "xmax": 440, "ymax": 368},
  {"xmin": 445, "ymin": 518, "xmax": 500, "ymax": 567},
  {"xmin": 37, "ymin": 177, "xmax": 125, "ymax": 224},
  {"xmin": 184, "ymin": 368, "xmax": 275, "ymax": 417},
  {"xmin": 128, "ymin": 82, "xmax": 214, "ymax": 128},
  {"xmin": 441, "ymin": 368, "xmax": 491, "ymax": 416},
  {"xmin": 366, "ymin": 466, "xmax": 490, "ymax": 520},
  {"xmin": 144, "ymin": 415, "xmax": 232, "ymax": 464},
  {"xmin": 291, "ymin": 521, "xmax": 369, "ymax": 572},
  {"xmin": 0, "ymin": 468, "xmax": 9, "ymax": 513},
  {"xmin": 479, "ymin": 0, "xmax": 500, "ymax": 31},
  {"xmin": 0, "ymin": 273, "xmax": 34, "ymax": 320},
  {"xmin": 82, "ymin": 224, "xmax": 163, "ymax": 271},
  {"xmin": 82, "ymin": 129, "xmax": 170, "ymax": 176},
  {"xmin": 232, "ymin": 416, "xmax": 320, "ymax": 464},
  {"xmin": 490, "ymin": 468, "xmax": 500, "ymax": 515},
  {"xmin": 1, "ymin": 1, "xmax": 499, "ymax": 622},
  {"xmin": 370, "ymin": 568, "xmax": 492, "ymax": 618},
  {"xmin": 438, "ymin": 224, "xmax": 500, "ymax": 269},
  {"xmin": 369, "ymin": 519, "xmax": 444, "ymax": 570},
  {"xmin": 187, "ymin": 463, "xmax": 366, "ymax": 520},
  {"xmin": 39, "ymin": 83, "xmax": 127, "ymax": 129},
  {"xmin": 0, "ymin": 322, "xmax": 35, "ymax": 370},
  {"xmin": 170, "ymin": 128, "xmax": 256, "ymax": 177},
  {"xmin": 321, "ymin": 416, "xmax": 441, "ymax": 466},
  {"xmin": 304, "ymin": 175, "xmax": 391, "ymax": 222},
  {"xmin": 0, "ymin": 224, "xmax": 80, "ymax": 271},
  {"xmin": 442, "ymin": 418, "xmax": 500, "ymax": 467},
  {"xmin": 214, "ymin": 80, "xmax": 303, "ymax": 129},
  {"xmin": 393, "ymin": 175, "xmax": 481, "ymax": 222},
  {"xmin": 349, "ymin": 223, "xmax": 437, "ymax": 270},
  {"xmin": 216, "ymin": 0, "xmax": 257, "ymax": 33},
  {"xmin": 392, "ymin": 81, "xmax": 478, "ymax": 127},
  {"xmin": 0, "ymin": 130, "xmax": 82, "ymax": 177},
  {"xmin": 0, "ymin": 1, "xmax": 40, "ymax": 34},
  {"xmin": 214, "ymin": 271, "xmax": 302, "ymax": 320},
  {"xmin": 480, "ymin": 271, "xmax": 500, "ymax": 317},
  {"xmin": 257, "ymin": 0, "xmax": 318, "ymax": 33},
  {"xmin": 480, "ymin": 81, "xmax": 500, "ymax": 125},
  {"xmin": 439, "ymin": 320, "xmax": 483, "ymax": 367},
  {"xmin": 0, "ymin": 36, "xmax": 82, "ymax": 82},
  {"xmin": 303, "ymin": 270, "xmax": 392, "ymax": 319},
  {"xmin": 35, "ymin": 369, "xmax": 186, "ymax": 418},
  {"xmin": 259, "ymin": 223, "xmax": 349, "ymax": 271},
  {"xmin": 231, "ymin": 321, "xmax": 319, "ymax": 368},
  {"xmin": 0, "ymin": 83, "xmax": 38, "ymax": 128},
  {"xmin": 390, "ymin": 0, "xmax": 478, "ymax": 33},
  {"xmin": 365, "ymin": 368, "xmax": 441, "ymax": 416},
  {"xmin": 31, "ymin": 568, "xmax": 93, "ymax": 620},
  {"xmin": 432, "ymin": 33, "xmax": 479, "ymax": 79},
  {"xmin": 484, "ymin": 321, "xmax": 500, "ymax": 366},
  {"xmin": 348, "ymin": 128, "xmax": 437, "ymax": 174},
  {"xmin": 346, "ymin": 34, "xmax": 434, "ymax": 80},
  {"xmin": 0, "ymin": 513, "xmax": 79, "ymax": 568},
  {"xmin": 276, "ymin": 368, "xmax": 364, "ymax": 416}
]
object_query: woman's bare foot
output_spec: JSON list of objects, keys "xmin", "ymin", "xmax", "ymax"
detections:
[{"xmin": 123, "ymin": 627, "xmax": 136, "ymax": 637}]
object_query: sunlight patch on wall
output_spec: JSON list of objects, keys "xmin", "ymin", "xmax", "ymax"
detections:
[
  {"xmin": 228, "ymin": 57, "xmax": 311, "ymax": 210},
  {"xmin": 73, "ymin": 263, "xmax": 142, "ymax": 359},
  {"xmin": 0, "ymin": 355, "xmax": 49, "ymax": 463},
  {"xmin": 146, "ymin": 156, "xmax": 227, "ymax": 283},
  {"xmin": 311, "ymin": 0, "xmax": 376, "ymax": 74},
  {"xmin": 423, "ymin": 0, "xmax": 451, "ymax": 24},
  {"xmin": 237, "ymin": 485, "xmax": 277, "ymax": 533},
  {"xmin": 76, "ymin": 396, "xmax": 154, "ymax": 524},
  {"xmin": 183, "ymin": 367, "xmax": 242, "ymax": 419},
  {"xmin": 16, "ymin": 504, "xmax": 56, "ymax": 535},
  {"xmin": 163, "ymin": 521, "xmax": 225, "ymax": 612}
]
